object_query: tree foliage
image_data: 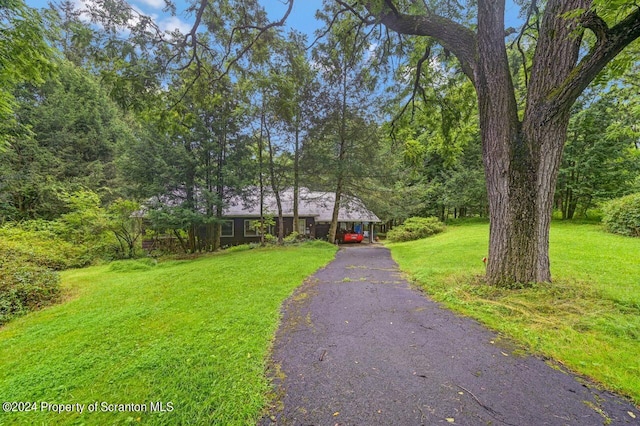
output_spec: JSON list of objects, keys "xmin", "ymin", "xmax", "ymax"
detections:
[
  {"xmin": 386, "ymin": 216, "xmax": 445, "ymax": 242},
  {"xmin": 602, "ymin": 193, "xmax": 640, "ymax": 237},
  {"xmin": 0, "ymin": 61, "xmax": 131, "ymax": 221},
  {"xmin": 302, "ymin": 6, "xmax": 383, "ymax": 243},
  {"xmin": 0, "ymin": 0, "xmax": 55, "ymax": 148},
  {"xmin": 337, "ymin": 0, "xmax": 640, "ymax": 285},
  {"xmin": 1, "ymin": 0, "xmax": 639, "ymax": 291},
  {"xmin": 556, "ymin": 86, "xmax": 640, "ymax": 219}
]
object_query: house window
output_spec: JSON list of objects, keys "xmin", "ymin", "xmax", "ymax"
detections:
[
  {"xmin": 297, "ymin": 219, "xmax": 306, "ymax": 234},
  {"xmin": 244, "ymin": 219, "xmax": 275, "ymax": 236},
  {"xmin": 244, "ymin": 220, "xmax": 258, "ymax": 237},
  {"xmin": 221, "ymin": 220, "xmax": 234, "ymax": 237}
]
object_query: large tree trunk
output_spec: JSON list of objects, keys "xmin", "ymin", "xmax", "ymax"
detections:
[
  {"xmin": 372, "ymin": 0, "xmax": 640, "ymax": 286},
  {"xmin": 258, "ymin": 105, "xmax": 266, "ymax": 246},
  {"xmin": 476, "ymin": 1, "xmax": 534, "ymax": 285},
  {"xmin": 477, "ymin": 0, "xmax": 583, "ymax": 285},
  {"xmin": 328, "ymin": 178, "xmax": 343, "ymax": 244},
  {"xmin": 293, "ymin": 123, "xmax": 300, "ymax": 237},
  {"xmin": 214, "ymin": 131, "xmax": 226, "ymax": 251},
  {"xmin": 265, "ymin": 119, "xmax": 284, "ymax": 244}
]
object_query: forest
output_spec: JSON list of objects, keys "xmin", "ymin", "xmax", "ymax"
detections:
[{"xmin": 1, "ymin": 0, "xmax": 639, "ymax": 321}]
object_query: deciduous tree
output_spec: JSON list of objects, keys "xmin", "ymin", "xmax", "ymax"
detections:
[
  {"xmin": 309, "ymin": 6, "xmax": 380, "ymax": 244},
  {"xmin": 349, "ymin": 0, "xmax": 640, "ymax": 285},
  {"xmin": 556, "ymin": 86, "xmax": 640, "ymax": 219}
]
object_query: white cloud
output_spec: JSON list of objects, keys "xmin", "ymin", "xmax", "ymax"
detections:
[
  {"xmin": 135, "ymin": 0, "xmax": 165, "ymax": 9},
  {"xmin": 158, "ymin": 15, "xmax": 191, "ymax": 34},
  {"xmin": 75, "ymin": 0, "xmax": 191, "ymax": 36}
]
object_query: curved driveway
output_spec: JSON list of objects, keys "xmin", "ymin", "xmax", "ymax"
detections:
[{"xmin": 262, "ymin": 245, "xmax": 638, "ymax": 425}]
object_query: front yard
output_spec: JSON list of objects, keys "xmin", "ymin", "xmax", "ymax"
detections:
[
  {"xmin": 0, "ymin": 242, "xmax": 337, "ymax": 425},
  {"xmin": 387, "ymin": 221, "xmax": 640, "ymax": 405}
]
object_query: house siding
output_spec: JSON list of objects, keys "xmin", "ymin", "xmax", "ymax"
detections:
[{"xmin": 220, "ymin": 216, "xmax": 317, "ymax": 246}]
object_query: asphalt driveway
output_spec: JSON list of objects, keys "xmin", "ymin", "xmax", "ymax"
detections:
[{"xmin": 261, "ymin": 245, "xmax": 639, "ymax": 425}]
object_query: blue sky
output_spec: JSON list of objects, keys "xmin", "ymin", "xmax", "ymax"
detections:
[{"xmin": 25, "ymin": 0, "xmax": 523, "ymax": 39}]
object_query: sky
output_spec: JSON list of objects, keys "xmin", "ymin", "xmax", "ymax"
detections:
[{"xmin": 25, "ymin": 0, "xmax": 523, "ymax": 40}]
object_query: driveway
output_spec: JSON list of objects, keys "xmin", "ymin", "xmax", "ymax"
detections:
[{"xmin": 261, "ymin": 245, "xmax": 638, "ymax": 425}]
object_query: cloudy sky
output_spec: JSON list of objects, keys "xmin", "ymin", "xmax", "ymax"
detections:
[
  {"xmin": 25, "ymin": 0, "xmax": 522, "ymax": 39},
  {"xmin": 23, "ymin": 0, "xmax": 325, "ymax": 37}
]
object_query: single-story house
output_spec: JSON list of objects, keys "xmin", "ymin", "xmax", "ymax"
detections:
[
  {"xmin": 220, "ymin": 188, "xmax": 381, "ymax": 244},
  {"xmin": 141, "ymin": 187, "xmax": 381, "ymax": 246}
]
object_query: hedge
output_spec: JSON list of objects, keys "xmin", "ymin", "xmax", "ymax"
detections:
[
  {"xmin": 387, "ymin": 216, "xmax": 445, "ymax": 242},
  {"xmin": 602, "ymin": 193, "xmax": 640, "ymax": 237}
]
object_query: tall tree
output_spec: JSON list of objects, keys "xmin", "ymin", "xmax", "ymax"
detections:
[
  {"xmin": 556, "ymin": 86, "xmax": 640, "ymax": 219},
  {"xmin": 254, "ymin": 30, "xmax": 319, "ymax": 243},
  {"xmin": 342, "ymin": 0, "xmax": 640, "ymax": 285},
  {"xmin": 49, "ymin": 0, "xmax": 95, "ymax": 67},
  {"xmin": 382, "ymin": 39, "xmax": 484, "ymax": 222},
  {"xmin": 310, "ymin": 6, "xmax": 380, "ymax": 244},
  {"xmin": 0, "ymin": 61, "xmax": 131, "ymax": 220},
  {"xmin": 0, "ymin": 0, "xmax": 55, "ymax": 148},
  {"xmin": 271, "ymin": 31, "xmax": 318, "ymax": 238}
]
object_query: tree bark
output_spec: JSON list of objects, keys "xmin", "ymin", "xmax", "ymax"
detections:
[
  {"xmin": 476, "ymin": 0, "xmax": 585, "ymax": 285},
  {"xmin": 293, "ymin": 121, "xmax": 300, "ymax": 237},
  {"xmin": 328, "ymin": 177, "xmax": 343, "ymax": 244},
  {"xmin": 259, "ymin": 106, "xmax": 266, "ymax": 246},
  {"xmin": 475, "ymin": 1, "xmax": 538, "ymax": 285},
  {"xmin": 266, "ymin": 123, "xmax": 284, "ymax": 244},
  {"xmin": 214, "ymin": 130, "xmax": 226, "ymax": 251},
  {"xmin": 367, "ymin": 0, "xmax": 640, "ymax": 285},
  {"xmin": 328, "ymin": 52, "xmax": 350, "ymax": 245}
]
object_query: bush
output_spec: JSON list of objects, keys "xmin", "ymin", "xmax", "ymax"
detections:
[
  {"xmin": 284, "ymin": 231, "xmax": 302, "ymax": 245},
  {"xmin": 602, "ymin": 193, "xmax": 640, "ymax": 237},
  {"xmin": 0, "ymin": 226, "xmax": 90, "ymax": 269},
  {"xmin": 387, "ymin": 216, "xmax": 445, "ymax": 242},
  {"xmin": 0, "ymin": 246, "xmax": 61, "ymax": 325}
]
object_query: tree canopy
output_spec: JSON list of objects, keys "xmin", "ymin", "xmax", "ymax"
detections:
[{"xmin": 1, "ymin": 0, "xmax": 638, "ymax": 284}]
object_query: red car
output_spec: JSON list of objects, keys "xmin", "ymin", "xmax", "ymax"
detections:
[{"xmin": 337, "ymin": 230, "xmax": 364, "ymax": 243}]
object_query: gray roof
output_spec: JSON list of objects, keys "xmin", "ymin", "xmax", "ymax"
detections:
[
  {"xmin": 224, "ymin": 188, "xmax": 381, "ymax": 223},
  {"xmin": 140, "ymin": 187, "xmax": 381, "ymax": 223}
]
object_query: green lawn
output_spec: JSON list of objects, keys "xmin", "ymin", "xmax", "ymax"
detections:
[
  {"xmin": 0, "ymin": 242, "xmax": 337, "ymax": 425},
  {"xmin": 387, "ymin": 221, "xmax": 640, "ymax": 404}
]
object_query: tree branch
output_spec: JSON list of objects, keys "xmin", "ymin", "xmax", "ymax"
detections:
[
  {"xmin": 510, "ymin": 0, "xmax": 539, "ymax": 88},
  {"xmin": 335, "ymin": 1, "xmax": 376, "ymax": 25},
  {"xmin": 364, "ymin": 1, "xmax": 477, "ymax": 81},
  {"xmin": 309, "ymin": 6, "xmax": 351, "ymax": 49},
  {"xmin": 392, "ymin": 43, "xmax": 431, "ymax": 130},
  {"xmin": 549, "ymin": 7, "xmax": 640, "ymax": 117}
]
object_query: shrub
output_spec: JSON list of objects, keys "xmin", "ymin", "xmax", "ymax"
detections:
[
  {"xmin": 387, "ymin": 216, "xmax": 445, "ymax": 242},
  {"xmin": 0, "ymin": 226, "xmax": 90, "ymax": 269},
  {"xmin": 284, "ymin": 231, "xmax": 302, "ymax": 244},
  {"xmin": 0, "ymin": 246, "xmax": 61, "ymax": 325},
  {"xmin": 263, "ymin": 233, "xmax": 277, "ymax": 244},
  {"xmin": 602, "ymin": 193, "xmax": 640, "ymax": 237}
]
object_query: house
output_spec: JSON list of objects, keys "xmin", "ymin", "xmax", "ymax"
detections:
[
  {"xmin": 220, "ymin": 188, "xmax": 381, "ymax": 245},
  {"xmin": 140, "ymin": 187, "xmax": 381, "ymax": 247}
]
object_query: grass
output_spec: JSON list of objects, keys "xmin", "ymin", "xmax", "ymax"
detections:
[
  {"xmin": 386, "ymin": 221, "xmax": 640, "ymax": 404},
  {"xmin": 0, "ymin": 242, "xmax": 337, "ymax": 425}
]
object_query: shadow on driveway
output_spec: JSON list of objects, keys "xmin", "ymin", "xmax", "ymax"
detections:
[{"xmin": 261, "ymin": 245, "xmax": 638, "ymax": 425}]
